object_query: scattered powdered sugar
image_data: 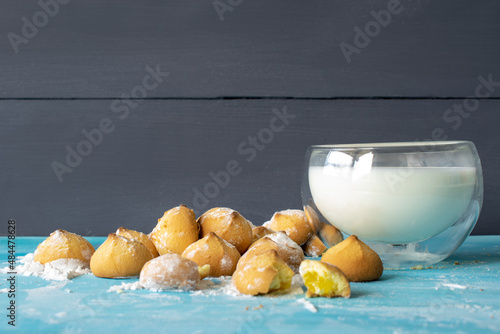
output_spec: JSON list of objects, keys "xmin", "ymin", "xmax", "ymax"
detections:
[
  {"xmin": 42, "ymin": 259, "xmax": 91, "ymax": 280},
  {"xmin": 0, "ymin": 288, "xmax": 9, "ymax": 293},
  {"xmin": 291, "ymin": 274, "xmax": 304, "ymax": 291},
  {"xmin": 107, "ymin": 277, "xmax": 244, "ymax": 296},
  {"xmin": 105, "ymin": 274, "xmax": 304, "ymax": 299},
  {"xmin": 108, "ymin": 281, "xmax": 144, "ymax": 292},
  {"xmin": 80, "ymin": 247, "xmax": 93, "ymax": 262},
  {"xmin": 0, "ymin": 253, "xmax": 91, "ymax": 281},
  {"xmin": 191, "ymin": 276, "xmax": 250, "ymax": 298},
  {"xmin": 267, "ymin": 232, "xmax": 302, "ymax": 251},
  {"xmin": 201, "ymin": 208, "xmax": 236, "ymax": 226},
  {"xmin": 297, "ymin": 298, "xmax": 318, "ymax": 313},
  {"xmin": 436, "ymin": 283, "xmax": 468, "ymax": 290},
  {"xmin": 55, "ymin": 311, "xmax": 67, "ymax": 318},
  {"xmin": 277, "ymin": 209, "xmax": 306, "ymax": 221},
  {"xmin": 264, "ymin": 232, "xmax": 304, "ymax": 272},
  {"xmin": 220, "ymin": 254, "xmax": 233, "ymax": 272},
  {"xmin": 114, "ymin": 234, "xmax": 139, "ymax": 255},
  {"xmin": 210, "ymin": 207, "xmax": 235, "ymax": 218},
  {"xmin": 306, "ymin": 246, "xmax": 321, "ymax": 257}
]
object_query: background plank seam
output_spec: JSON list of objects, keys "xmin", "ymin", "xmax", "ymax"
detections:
[{"xmin": 1, "ymin": 97, "xmax": 500, "ymax": 101}]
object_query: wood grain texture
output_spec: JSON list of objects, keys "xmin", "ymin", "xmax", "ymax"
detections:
[
  {"xmin": 1, "ymin": 100, "xmax": 498, "ymax": 236},
  {"xmin": 1, "ymin": 236, "xmax": 499, "ymax": 332},
  {"xmin": 1, "ymin": 0, "xmax": 499, "ymax": 98}
]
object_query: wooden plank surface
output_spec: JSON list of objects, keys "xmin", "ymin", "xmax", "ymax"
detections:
[
  {"xmin": 1, "ymin": 236, "xmax": 499, "ymax": 333},
  {"xmin": 0, "ymin": 0, "xmax": 499, "ymax": 98},
  {"xmin": 1, "ymin": 99, "xmax": 498, "ymax": 236}
]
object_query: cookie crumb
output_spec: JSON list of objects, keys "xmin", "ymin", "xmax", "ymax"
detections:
[
  {"xmin": 411, "ymin": 265, "xmax": 424, "ymax": 270},
  {"xmin": 454, "ymin": 261, "xmax": 460, "ymax": 265},
  {"xmin": 245, "ymin": 306, "xmax": 249, "ymax": 311},
  {"xmin": 253, "ymin": 305, "xmax": 263, "ymax": 310}
]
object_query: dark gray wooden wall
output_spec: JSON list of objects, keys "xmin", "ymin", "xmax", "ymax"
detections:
[{"xmin": 1, "ymin": 0, "xmax": 499, "ymax": 236}]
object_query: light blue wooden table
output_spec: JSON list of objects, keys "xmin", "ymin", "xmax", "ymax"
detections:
[{"xmin": 1, "ymin": 236, "xmax": 499, "ymax": 333}]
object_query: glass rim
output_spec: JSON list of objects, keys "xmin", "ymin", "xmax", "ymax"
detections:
[{"xmin": 310, "ymin": 140, "xmax": 473, "ymax": 149}]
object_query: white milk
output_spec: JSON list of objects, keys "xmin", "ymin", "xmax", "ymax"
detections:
[{"xmin": 309, "ymin": 166, "xmax": 476, "ymax": 244}]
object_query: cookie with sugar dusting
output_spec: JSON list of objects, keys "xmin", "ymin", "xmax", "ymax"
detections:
[
  {"xmin": 34, "ymin": 229, "xmax": 95, "ymax": 266},
  {"xmin": 232, "ymin": 250, "xmax": 294, "ymax": 296},
  {"xmin": 251, "ymin": 226, "xmax": 274, "ymax": 244},
  {"xmin": 150, "ymin": 205, "xmax": 199, "ymax": 255},
  {"xmin": 302, "ymin": 235, "xmax": 327, "ymax": 257},
  {"xmin": 238, "ymin": 231, "xmax": 304, "ymax": 273},
  {"xmin": 264, "ymin": 209, "xmax": 313, "ymax": 246},
  {"xmin": 198, "ymin": 207, "xmax": 253, "ymax": 254},
  {"xmin": 116, "ymin": 227, "xmax": 159, "ymax": 258},
  {"xmin": 182, "ymin": 232, "xmax": 240, "ymax": 277},
  {"xmin": 140, "ymin": 253, "xmax": 200, "ymax": 291},
  {"xmin": 90, "ymin": 234, "xmax": 153, "ymax": 278}
]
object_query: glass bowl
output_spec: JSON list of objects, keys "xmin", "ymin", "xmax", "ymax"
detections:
[{"xmin": 302, "ymin": 141, "xmax": 483, "ymax": 268}]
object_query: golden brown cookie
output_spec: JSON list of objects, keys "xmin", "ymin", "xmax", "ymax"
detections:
[
  {"xmin": 303, "ymin": 204, "xmax": 322, "ymax": 235},
  {"xmin": 299, "ymin": 260, "xmax": 350, "ymax": 298},
  {"xmin": 265, "ymin": 210, "xmax": 313, "ymax": 246},
  {"xmin": 318, "ymin": 223, "xmax": 344, "ymax": 248},
  {"xmin": 251, "ymin": 226, "xmax": 274, "ymax": 244},
  {"xmin": 150, "ymin": 205, "xmax": 199, "ymax": 255},
  {"xmin": 303, "ymin": 205, "xmax": 343, "ymax": 247},
  {"xmin": 139, "ymin": 253, "xmax": 200, "ymax": 291},
  {"xmin": 302, "ymin": 235, "xmax": 327, "ymax": 257},
  {"xmin": 238, "ymin": 231, "xmax": 304, "ymax": 273},
  {"xmin": 198, "ymin": 207, "xmax": 252, "ymax": 254},
  {"xmin": 182, "ymin": 232, "xmax": 240, "ymax": 277},
  {"xmin": 321, "ymin": 235, "xmax": 383, "ymax": 282},
  {"xmin": 34, "ymin": 229, "xmax": 95, "ymax": 266},
  {"xmin": 232, "ymin": 250, "xmax": 294, "ymax": 295},
  {"xmin": 90, "ymin": 234, "xmax": 153, "ymax": 278},
  {"xmin": 116, "ymin": 227, "xmax": 159, "ymax": 258}
]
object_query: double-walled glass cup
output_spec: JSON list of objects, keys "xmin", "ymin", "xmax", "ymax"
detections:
[{"xmin": 302, "ymin": 141, "xmax": 483, "ymax": 268}]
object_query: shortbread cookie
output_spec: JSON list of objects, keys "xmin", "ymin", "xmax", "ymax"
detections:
[
  {"xmin": 116, "ymin": 227, "xmax": 159, "ymax": 258},
  {"xmin": 302, "ymin": 235, "xmax": 327, "ymax": 257},
  {"xmin": 238, "ymin": 232, "xmax": 304, "ymax": 273},
  {"xmin": 150, "ymin": 205, "xmax": 199, "ymax": 255},
  {"xmin": 321, "ymin": 235, "xmax": 383, "ymax": 282},
  {"xmin": 232, "ymin": 250, "xmax": 294, "ymax": 295},
  {"xmin": 140, "ymin": 253, "xmax": 200, "ymax": 291},
  {"xmin": 90, "ymin": 234, "xmax": 153, "ymax": 278},
  {"xmin": 265, "ymin": 210, "xmax": 313, "ymax": 245},
  {"xmin": 34, "ymin": 229, "xmax": 95, "ymax": 266},
  {"xmin": 198, "ymin": 207, "xmax": 252, "ymax": 254},
  {"xmin": 251, "ymin": 226, "xmax": 274, "ymax": 244},
  {"xmin": 182, "ymin": 232, "xmax": 240, "ymax": 277}
]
